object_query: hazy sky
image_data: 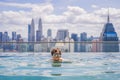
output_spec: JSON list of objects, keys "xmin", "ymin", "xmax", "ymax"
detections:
[{"xmin": 0, "ymin": 0, "xmax": 120, "ymax": 39}]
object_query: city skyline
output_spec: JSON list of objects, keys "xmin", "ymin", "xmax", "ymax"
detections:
[
  {"xmin": 0, "ymin": 11, "xmax": 119, "ymax": 52},
  {"xmin": 0, "ymin": 0, "xmax": 120, "ymax": 38}
]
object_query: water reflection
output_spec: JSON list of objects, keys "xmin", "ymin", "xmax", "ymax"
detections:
[
  {"xmin": 51, "ymin": 73, "xmax": 62, "ymax": 76},
  {"xmin": 52, "ymin": 61, "xmax": 62, "ymax": 67}
]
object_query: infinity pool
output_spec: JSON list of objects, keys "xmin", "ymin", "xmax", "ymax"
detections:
[{"xmin": 0, "ymin": 52, "xmax": 120, "ymax": 80}]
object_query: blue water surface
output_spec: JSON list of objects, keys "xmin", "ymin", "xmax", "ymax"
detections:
[{"xmin": 0, "ymin": 52, "xmax": 120, "ymax": 80}]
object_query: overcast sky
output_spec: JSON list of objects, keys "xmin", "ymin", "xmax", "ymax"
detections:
[{"xmin": 0, "ymin": 0, "xmax": 120, "ymax": 39}]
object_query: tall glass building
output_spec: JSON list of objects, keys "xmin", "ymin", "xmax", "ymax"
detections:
[
  {"xmin": 100, "ymin": 10, "xmax": 119, "ymax": 52},
  {"xmin": 12, "ymin": 32, "xmax": 16, "ymax": 41},
  {"xmin": 71, "ymin": 33, "xmax": 78, "ymax": 52},
  {"xmin": 28, "ymin": 24, "xmax": 31, "ymax": 42},
  {"xmin": 80, "ymin": 32, "xmax": 87, "ymax": 52},
  {"xmin": 31, "ymin": 19, "xmax": 35, "ymax": 42},
  {"xmin": 36, "ymin": 18, "xmax": 43, "ymax": 41},
  {"xmin": 36, "ymin": 30, "xmax": 41, "ymax": 41},
  {"xmin": 47, "ymin": 29, "xmax": 52, "ymax": 38},
  {"xmin": 0, "ymin": 32, "xmax": 2, "ymax": 42},
  {"xmin": 2, "ymin": 32, "xmax": 9, "ymax": 42}
]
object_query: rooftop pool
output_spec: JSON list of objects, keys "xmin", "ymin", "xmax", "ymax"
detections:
[{"xmin": 0, "ymin": 52, "xmax": 120, "ymax": 80}]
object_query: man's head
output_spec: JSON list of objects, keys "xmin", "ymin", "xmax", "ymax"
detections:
[{"xmin": 51, "ymin": 48, "xmax": 62, "ymax": 61}]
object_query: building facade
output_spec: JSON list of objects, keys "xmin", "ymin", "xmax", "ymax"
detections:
[
  {"xmin": 12, "ymin": 32, "xmax": 16, "ymax": 41},
  {"xmin": 30, "ymin": 19, "xmax": 35, "ymax": 42},
  {"xmin": 56, "ymin": 29, "xmax": 69, "ymax": 41},
  {"xmin": 71, "ymin": 33, "xmax": 78, "ymax": 52},
  {"xmin": 80, "ymin": 32, "xmax": 87, "ymax": 52},
  {"xmin": 47, "ymin": 29, "xmax": 52, "ymax": 38}
]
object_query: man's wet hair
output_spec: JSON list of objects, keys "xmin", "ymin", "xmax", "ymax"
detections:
[{"xmin": 51, "ymin": 48, "xmax": 61, "ymax": 56}]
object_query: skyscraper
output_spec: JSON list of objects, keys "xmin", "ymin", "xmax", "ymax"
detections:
[
  {"xmin": 56, "ymin": 29, "xmax": 69, "ymax": 41},
  {"xmin": 71, "ymin": 33, "xmax": 78, "ymax": 52},
  {"xmin": 2, "ymin": 32, "xmax": 9, "ymax": 42},
  {"xmin": 2, "ymin": 32, "xmax": 9, "ymax": 51},
  {"xmin": 36, "ymin": 30, "xmax": 40, "ymax": 41},
  {"xmin": 28, "ymin": 24, "xmax": 31, "ymax": 42},
  {"xmin": 80, "ymin": 32, "xmax": 87, "ymax": 52},
  {"xmin": 100, "ymin": 10, "xmax": 119, "ymax": 52},
  {"xmin": 28, "ymin": 19, "xmax": 35, "ymax": 42},
  {"xmin": 47, "ymin": 29, "xmax": 52, "ymax": 38},
  {"xmin": 31, "ymin": 19, "xmax": 35, "ymax": 42},
  {"xmin": 12, "ymin": 32, "xmax": 16, "ymax": 41},
  {"xmin": 38, "ymin": 18, "xmax": 43, "ymax": 36},
  {"xmin": 80, "ymin": 32, "xmax": 87, "ymax": 41},
  {"xmin": 71, "ymin": 33, "xmax": 78, "ymax": 41},
  {"xmin": 0, "ymin": 32, "xmax": 2, "ymax": 42},
  {"xmin": 36, "ymin": 18, "xmax": 43, "ymax": 41},
  {"xmin": 28, "ymin": 19, "xmax": 35, "ymax": 51},
  {"xmin": 0, "ymin": 32, "xmax": 2, "ymax": 49},
  {"xmin": 16, "ymin": 34, "xmax": 21, "ymax": 42}
]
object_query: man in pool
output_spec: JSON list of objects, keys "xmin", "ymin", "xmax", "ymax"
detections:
[{"xmin": 51, "ymin": 48, "xmax": 62, "ymax": 62}]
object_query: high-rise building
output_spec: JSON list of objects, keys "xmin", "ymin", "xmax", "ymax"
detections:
[
  {"xmin": 38, "ymin": 18, "xmax": 43, "ymax": 36},
  {"xmin": 47, "ymin": 29, "xmax": 52, "ymax": 38},
  {"xmin": 36, "ymin": 30, "xmax": 41, "ymax": 41},
  {"xmin": 12, "ymin": 32, "xmax": 16, "ymax": 41},
  {"xmin": 28, "ymin": 19, "xmax": 35, "ymax": 42},
  {"xmin": 2, "ymin": 32, "xmax": 9, "ymax": 42},
  {"xmin": 36, "ymin": 18, "xmax": 43, "ymax": 41},
  {"xmin": 2, "ymin": 32, "xmax": 10, "ymax": 51},
  {"xmin": 0, "ymin": 32, "xmax": 2, "ymax": 42},
  {"xmin": 71, "ymin": 33, "xmax": 78, "ymax": 41},
  {"xmin": 16, "ymin": 34, "xmax": 21, "ymax": 42},
  {"xmin": 80, "ymin": 32, "xmax": 87, "ymax": 52},
  {"xmin": 100, "ymin": 10, "xmax": 119, "ymax": 52},
  {"xmin": 0, "ymin": 32, "xmax": 2, "ymax": 49},
  {"xmin": 56, "ymin": 29, "xmax": 69, "ymax": 41},
  {"xmin": 80, "ymin": 32, "xmax": 87, "ymax": 41},
  {"xmin": 28, "ymin": 24, "xmax": 31, "ymax": 42},
  {"xmin": 28, "ymin": 19, "xmax": 35, "ymax": 51},
  {"xmin": 71, "ymin": 33, "xmax": 78, "ymax": 52},
  {"xmin": 31, "ymin": 19, "xmax": 35, "ymax": 42}
]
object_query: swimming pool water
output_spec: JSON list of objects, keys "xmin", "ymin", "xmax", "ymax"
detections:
[{"xmin": 0, "ymin": 52, "xmax": 120, "ymax": 80}]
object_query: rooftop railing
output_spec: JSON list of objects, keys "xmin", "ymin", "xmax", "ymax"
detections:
[{"xmin": 0, "ymin": 41, "xmax": 119, "ymax": 52}]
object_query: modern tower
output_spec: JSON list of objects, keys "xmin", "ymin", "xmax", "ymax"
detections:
[
  {"xmin": 80, "ymin": 32, "xmax": 87, "ymax": 41},
  {"xmin": 36, "ymin": 18, "xmax": 43, "ymax": 41},
  {"xmin": 16, "ymin": 34, "xmax": 21, "ymax": 42},
  {"xmin": 38, "ymin": 18, "xmax": 43, "ymax": 36},
  {"xmin": 0, "ymin": 32, "xmax": 2, "ymax": 42},
  {"xmin": 2, "ymin": 32, "xmax": 9, "ymax": 51},
  {"xmin": 12, "ymin": 32, "xmax": 16, "ymax": 41},
  {"xmin": 100, "ymin": 9, "xmax": 119, "ymax": 52},
  {"xmin": 71, "ymin": 33, "xmax": 78, "ymax": 52},
  {"xmin": 80, "ymin": 32, "xmax": 87, "ymax": 52},
  {"xmin": 30, "ymin": 19, "xmax": 35, "ymax": 42},
  {"xmin": 47, "ymin": 29, "xmax": 52, "ymax": 37},
  {"xmin": 28, "ymin": 19, "xmax": 35, "ymax": 51},
  {"xmin": 28, "ymin": 24, "xmax": 31, "ymax": 42},
  {"xmin": 0, "ymin": 32, "xmax": 2, "ymax": 49},
  {"xmin": 36, "ymin": 30, "xmax": 40, "ymax": 41},
  {"xmin": 2, "ymin": 32, "xmax": 9, "ymax": 42}
]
